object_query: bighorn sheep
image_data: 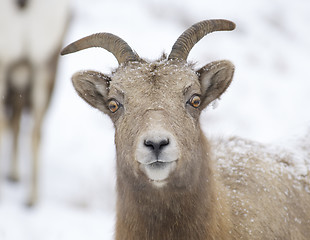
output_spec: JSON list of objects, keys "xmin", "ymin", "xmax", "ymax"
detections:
[
  {"xmin": 61, "ymin": 19, "xmax": 310, "ymax": 239},
  {"xmin": 0, "ymin": 0, "xmax": 70, "ymax": 206}
]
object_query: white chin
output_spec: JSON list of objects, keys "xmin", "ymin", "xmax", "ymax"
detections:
[{"xmin": 140, "ymin": 161, "xmax": 176, "ymax": 186}]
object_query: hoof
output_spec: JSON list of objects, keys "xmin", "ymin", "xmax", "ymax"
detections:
[
  {"xmin": 25, "ymin": 200, "xmax": 36, "ymax": 208},
  {"xmin": 7, "ymin": 174, "xmax": 20, "ymax": 183},
  {"xmin": 26, "ymin": 194, "xmax": 38, "ymax": 208}
]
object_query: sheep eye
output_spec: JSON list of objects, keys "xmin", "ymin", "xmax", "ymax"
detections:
[
  {"xmin": 108, "ymin": 99, "xmax": 120, "ymax": 113},
  {"xmin": 188, "ymin": 95, "xmax": 201, "ymax": 108}
]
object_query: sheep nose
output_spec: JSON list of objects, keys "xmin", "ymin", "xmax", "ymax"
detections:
[{"xmin": 144, "ymin": 139, "xmax": 170, "ymax": 159}]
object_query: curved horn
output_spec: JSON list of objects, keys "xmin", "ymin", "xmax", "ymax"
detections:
[
  {"xmin": 61, "ymin": 33, "xmax": 139, "ymax": 64},
  {"xmin": 168, "ymin": 19, "xmax": 236, "ymax": 61}
]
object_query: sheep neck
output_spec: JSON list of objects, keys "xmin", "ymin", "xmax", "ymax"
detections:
[{"xmin": 114, "ymin": 136, "xmax": 230, "ymax": 240}]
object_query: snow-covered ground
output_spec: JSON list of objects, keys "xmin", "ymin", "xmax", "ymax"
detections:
[{"xmin": 1, "ymin": 0, "xmax": 310, "ymax": 239}]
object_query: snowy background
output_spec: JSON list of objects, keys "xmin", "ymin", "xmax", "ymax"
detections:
[{"xmin": 1, "ymin": 0, "xmax": 310, "ymax": 239}]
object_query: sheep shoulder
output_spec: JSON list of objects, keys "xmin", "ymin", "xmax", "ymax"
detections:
[{"xmin": 212, "ymin": 136, "xmax": 310, "ymax": 239}]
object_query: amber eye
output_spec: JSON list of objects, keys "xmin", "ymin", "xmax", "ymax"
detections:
[
  {"xmin": 108, "ymin": 99, "xmax": 120, "ymax": 113},
  {"xmin": 188, "ymin": 95, "xmax": 201, "ymax": 108}
]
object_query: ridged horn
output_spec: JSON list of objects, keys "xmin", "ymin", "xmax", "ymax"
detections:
[
  {"xmin": 168, "ymin": 19, "xmax": 236, "ymax": 61},
  {"xmin": 61, "ymin": 33, "xmax": 139, "ymax": 64}
]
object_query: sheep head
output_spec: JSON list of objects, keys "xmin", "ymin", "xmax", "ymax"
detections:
[{"xmin": 61, "ymin": 19, "xmax": 235, "ymax": 188}]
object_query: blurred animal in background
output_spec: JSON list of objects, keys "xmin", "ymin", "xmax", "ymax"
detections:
[
  {"xmin": 62, "ymin": 19, "xmax": 310, "ymax": 239},
  {"xmin": 0, "ymin": 0, "xmax": 71, "ymax": 206}
]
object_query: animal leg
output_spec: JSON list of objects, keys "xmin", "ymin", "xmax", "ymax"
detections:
[
  {"xmin": 0, "ymin": 68, "xmax": 6, "ymax": 141},
  {"xmin": 0, "ymin": 65, "xmax": 7, "ymax": 192},
  {"xmin": 26, "ymin": 65, "xmax": 50, "ymax": 207},
  {"xmin": 27, "ymin": 115, "xmax": 42, "ymax": 207},
  {"xmin": 7, "ymin": 97, "xmax": 23, "ymax": 182}
]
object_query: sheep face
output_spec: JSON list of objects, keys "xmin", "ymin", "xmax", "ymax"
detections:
[{"xmin": 72, "ymin": 59, "xmax": 234, "ymax": 188}]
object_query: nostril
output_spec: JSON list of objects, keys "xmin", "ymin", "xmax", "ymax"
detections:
[
  {"xmin": 144, "ymin": 139, "xmax": 170, "ymax": 159},
  {"xmin": 144, "ymin": 140, "xmax": 155, "ymax": 150},
  {"xmin": 159, "ymin": 139, "xmax": 169, "ymax": 148},
  {"xmin": 144, "ymin": 139, "xmax": 169, "ymax": 149}
]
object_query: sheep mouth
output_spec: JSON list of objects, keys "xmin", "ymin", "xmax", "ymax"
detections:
[
  {"xmin": 148, "ymin": 161, "xmax": 172, "ymax": 169},
  {"xmin": 139, "ymin": 160, "xmax": 177, "ymax": 184}
]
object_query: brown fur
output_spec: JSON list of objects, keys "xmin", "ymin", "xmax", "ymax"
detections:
[
  {"xmin": 70, "ymin": 56, "xmax": 310, "ymax": 239},
  {"xmin": 215, "ymin": 137, "xmax": 310, "ymax": 239}
]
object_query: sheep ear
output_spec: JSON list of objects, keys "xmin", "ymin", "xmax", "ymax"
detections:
[
  {"xmin": 197, "ymin": 60, "xmax": 234, "ymax": 109},
  {"xmin": 72, "ymin": 70, "xmax": 111, "ymax": 114}
]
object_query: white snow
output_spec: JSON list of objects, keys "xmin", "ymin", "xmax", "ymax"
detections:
[{"xmin": 1, "ymin": 0, "xmax": 310, "ymax": 239}]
